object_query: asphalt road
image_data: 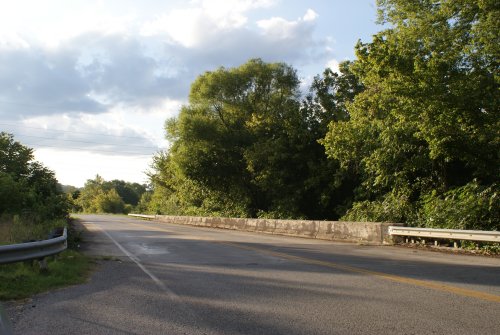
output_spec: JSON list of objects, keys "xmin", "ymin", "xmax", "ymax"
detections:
[{"xmin": 7, "ymin": 214, "xmax": 500, "ymax": 335}]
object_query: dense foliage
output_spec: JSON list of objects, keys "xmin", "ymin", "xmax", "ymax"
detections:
[
  {"xmin": 0, "ymin": 133, "xmax": 70, "ymax": 244},
  {"xmin": 146, "ymin": 59, "xmax": 361, "ymax": 219},
  {"xmin": 73, "ymin": 175, "xmax": 147, "ymax": 214},
  {"xmin": 324, "ymin": 0, "xmax": 499, "ymax": 227},
  {"xmin": 143, "ymin": 0, "xmax": 498, "ymax": 230},
  {"xmin": 0, "ymin": 132, "xmax": 69, "ymax": 221}
]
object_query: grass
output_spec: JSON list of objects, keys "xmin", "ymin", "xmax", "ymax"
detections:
[
  {"xmin": 0, "ymin": 222, "xmax": 11, "ymax": 245},
  {"xmin": 0, "ymin": 250, "xmax": 94, "ymax": 300},
  {"xmin": 0, "ymin": 214, "xmax": 68, "ymax": 244},
  {"xmin": 0, "ymin": 217, "xmax": 94, "ymax": 300}
]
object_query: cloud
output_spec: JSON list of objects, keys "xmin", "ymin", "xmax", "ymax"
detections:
[
  {"xmin": 0, "ymin": 44, "xmax": 107, "ymax": 119},
  {"xmin": 0, "ymin": 1, "xmax": 333, "ymax": 159},
  {"xmin": 303, "ymin": 9, "xmax": 319, "ymax": 22},
  {"xmin": 0, "ymin": 32, "xmax": 30, "ymax": 50},
  {"xmin": 326, "ymin": 58, "xmax": 340, "ymax": 73},
  {"xmin": 0, "ymin": 33, "xmax": 191, "ymax": 122},
  {"xmin": 3, "ymin": 113, "xmax": 162, "ymax": 157},
  {"xmin": 0, "ymin": 1, "xmax": 341, "ymax": 185},
  {"xmin": 71, "ymin": 34, "xmax": 191, "ymax": 104},
  {"xmin": 257, "ymin": 9, "xmax": 318, "ymax": 39},
  {"xmin": 138, "ymin": 2, "xmax": 325, "ymax": 66},
  {"xmin": 34, "ymin": 148, "xmax": 152, "ymax": 187},
  {"xmin": 0, "ymin": 0, "xmax": 138, "ymax": 48},
  {"xmin": 141, "ymin": 0, "xmax": 277, "ymax": 47},
  {"xmin": 0, "ymin": 3, "xmax": 331, "ymax": 125}
]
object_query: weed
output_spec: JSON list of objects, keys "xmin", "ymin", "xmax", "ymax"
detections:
[{"xmin": 0, "ymin": 250, "xmax": 93, "ymax": 300}]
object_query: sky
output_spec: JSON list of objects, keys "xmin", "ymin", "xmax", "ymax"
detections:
[{"xmin": 0, "ymin": 0, "xmax": 381, "ymax": 187}]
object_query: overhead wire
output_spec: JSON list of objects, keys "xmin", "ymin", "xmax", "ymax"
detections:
[
  {"xmin": 10, "ymin": 134, "xmax": 161, "ymax": 150},
  {"xmin": 1, "ymin": 122, "xmax": 167, "ymax": 156},
  {"xmin": 0, "ymin": 99, "xmax": 82, "ymax": 110},
  {"xmin": 0, "ymin": 122, "xmax": 160, "ymax": 140},
  {"xmin": 20, "ymin": 142, "xmax": 156, "ymax": 156}
]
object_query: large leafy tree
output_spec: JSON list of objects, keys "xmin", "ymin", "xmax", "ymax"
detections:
[
  {"xmin": 0, "ymin": 132, "xmax": 68, "ymax": 219},
  {"xmin": 322, "ymin": 0, "xmax": 499, "ymax": 226},
  {"xmin": 150, "ymin": 59, "xmax": 362, "ymax": 218},
  {"xmin": 295, "ymin": 62, "xmax": 365, "ymax": 218},
  {"xmin": 156, "ymin": 59, "xmax": 303, "ymax": 217}
]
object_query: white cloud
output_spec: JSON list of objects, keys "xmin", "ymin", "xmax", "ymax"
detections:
[
  {"xmin": 0, "ymin": 0, "xmax": 144, "ymax": 49},
  {"xmin": 257, "ymin": 9, "xmax": 318, "ymax": 40},
  {"xmin": 0, "ymin": 32, "xmax": 30, "ymax": 50},
  {"xmin": 195, "ymin": 0, "xmax": 276, "ymax": 20},
  {"xmin": 141, "ymin": 8, "xmax": 211, "ymax": 48},
  {"xmin": 141, "ymin": 0, "xmax": 277, "ymax": 47},
  {"xmin": 326, "ymin": 58, "xmax": 340, "ymax": 73},
  {"xmin": 303, "ymin": 9, "xmax": 318, "ymax": 22},
  {"xmin": 34, "ymin": 148, "xmax": 152, "ymax": 187},
  {"xmin": 11, "ymin": 113, "xmax": 161, "ymax": 157},
  {"xmin": 0, "ymin": 0, "xmax": 339, "ymax": 185},
  {"xmin": 299, "ymin": 75, "xmax": 314, "ymax": 95}
]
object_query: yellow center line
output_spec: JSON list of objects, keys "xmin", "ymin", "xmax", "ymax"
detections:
[
  {"xmin": 128, "ymin": 219, "xmax": 500, "ymax": 303},
  {"xmin": 218, "ymin": 241, "xmax": 500, "ymax": 303}
]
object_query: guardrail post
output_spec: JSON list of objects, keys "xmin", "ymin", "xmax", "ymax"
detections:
[{"xmin": 39, "ymin": 258, "xmax": 48, "ymax": 271}]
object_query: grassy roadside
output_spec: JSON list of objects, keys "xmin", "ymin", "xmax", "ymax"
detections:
[
  {"xmin": 0, "ymin": 218, "xmax": 94, "ymax": 300},
  {"xmin": 0, "ymin": 250, "xmax": 93, "ymax": 300}
]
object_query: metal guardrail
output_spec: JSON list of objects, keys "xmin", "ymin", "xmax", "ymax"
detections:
[
  {"xmin": 0, "ymin": 227, "xmax": 67, "ymax": 265},
  {"xmin": 388, "ymin": 226, "xmax": 499, "ymax": 243}
]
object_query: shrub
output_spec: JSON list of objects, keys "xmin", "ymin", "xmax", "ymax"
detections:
[
  {"xmin": 341, "ymin": 190, "xmax": 414, "ymax": 223},
  {"xmin": 417, "ymin": 181, "xmax": 499, "ymax": 230}
]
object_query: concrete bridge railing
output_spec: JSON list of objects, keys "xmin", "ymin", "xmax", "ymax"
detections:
[{"xmin": 129, "ymin": 214, "xmax": 403, "ymax": 245}]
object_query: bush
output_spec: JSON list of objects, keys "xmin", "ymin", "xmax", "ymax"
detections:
[
  {"xmin": 341, "ymin": 190, "xmax": 414, "ymax": 223},
  {"xmin": 95, "ymin": 189, "xmax": 125, "ymax": 214},
  {"xmin": 417, "ymin": 181, "xmax": 499, "ymax": 230},
  {"xmin": 10, "ymin": 215, "xmax": 68, "ymax": 243}
]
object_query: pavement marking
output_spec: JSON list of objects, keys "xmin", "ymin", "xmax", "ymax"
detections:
[
  {"xmin": 128, "ymin": 219, "xmax": 500, "ymax": 304},
  {"xmin": 88, "ymin": 222, "xmax": 184, "ymax": 299},
  {"xmin": 218, "ymin": 241, "xmax": 500, "ymax": 304},
  {"xmin": 85, "ymin": 221, "xmax": 208, "ymax": 328},
  {"xmin": 88, "ymin": 222, "xmax": 169, "ymax": 291}
]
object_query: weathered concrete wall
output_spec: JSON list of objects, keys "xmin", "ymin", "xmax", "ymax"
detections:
[{"xmin": 153, "ymin": 215, "xmax": 404, "ymax": 245}]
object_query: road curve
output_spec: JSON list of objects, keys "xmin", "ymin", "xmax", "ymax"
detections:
[{"xmin": 8, "ymin": 214, "xmax": 500, "ymax": 335}]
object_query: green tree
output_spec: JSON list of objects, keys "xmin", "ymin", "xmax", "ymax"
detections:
[
  {"xmin": 0, "ymin": 172, "xmax": 24, "ymax": 214},
  {"xmin": 76, "ymin": 175, "xmax": 139, "ymax": 214},
  {"xmin": 149, "ymin": 59, "xmax": 363, "ymax": 219},
  {"xmin": 0, "ymin": 132, "xmax": 33, "ymax": 180},
  {"xmin": 103, "ymin": 180, "xmax": 146, "ymax": 207},
  {"xmin": 157, "ymin": 59, "xmax": 303, "ymax": 217},
  {"xmin": 94, "ymin": 189, "xmax": 125, "ymax": 214},
  {"xmin": 322, "ymin": 0, "xmax": 499, "ymax": 227},
  {"xmin": 0, "ymin": 132, "xmax": 68, "ymax": 220},
  {"xmin": 77, "ymin": 175, "xmax": 107, "ymax": 213}
]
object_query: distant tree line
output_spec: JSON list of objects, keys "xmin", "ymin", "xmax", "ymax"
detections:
[
  {"xmin": 0, "ymin": 133, "xmax": 149, "ymax": 221},
  {"xmin": 70, "ymin": 175, "xmax": 148, "ymax": 214},
  {"xmin": 142, "ymin": 0, "xmax": 499, "ymax": 230}
]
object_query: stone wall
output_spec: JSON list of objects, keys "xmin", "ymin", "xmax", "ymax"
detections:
[{"xmin": 153, "ymin": 215, "xmax": 404, "ymax": 245}]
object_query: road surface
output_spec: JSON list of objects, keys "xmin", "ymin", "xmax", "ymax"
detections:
[{"xmin": 7, "ymin": 214, "xmax": 500, "ymax": 334}]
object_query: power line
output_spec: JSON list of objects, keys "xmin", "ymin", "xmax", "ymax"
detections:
[
  {"xmin": 0, "ymin": 122, "xmax": 161, "ymax": 140},
  {"xmin": 0, "ymin": 99, "xmax": 85, "ymax": 111},
  {"xmin": 22, "ymin": 142, "xmax": 157, "ymax": 156},
  {"xmin": 13, "ymin": 134, "xmax": 161, "ymax": 150}
]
